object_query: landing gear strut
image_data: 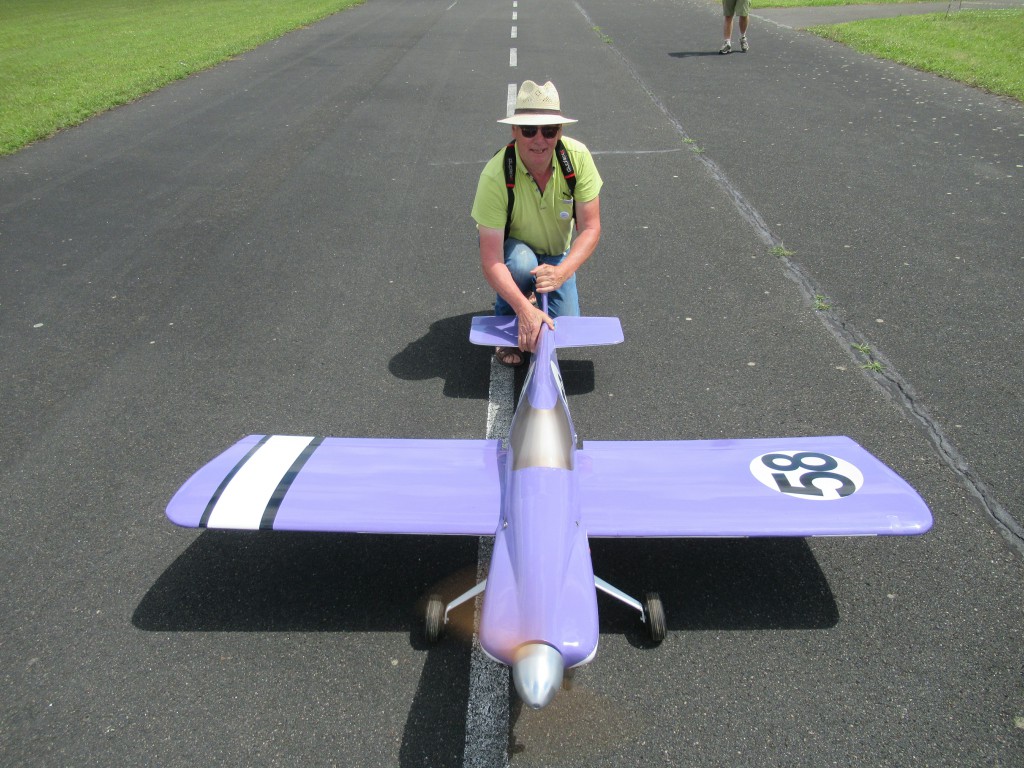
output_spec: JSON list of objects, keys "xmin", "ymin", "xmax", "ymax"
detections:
[{"xmin": 595, "ymin": 577, "xmax": 667, "ymax": 644}]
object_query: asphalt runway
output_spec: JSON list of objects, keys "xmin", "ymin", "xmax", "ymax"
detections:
[{"xmin": 1, "ymin": 0, "xmax": 1021, "ymax": 765}]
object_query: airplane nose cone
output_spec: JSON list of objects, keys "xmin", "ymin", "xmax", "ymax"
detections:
[{"xmin": 512, "ymin": 643, "xmax": 564, "ymax": 709}]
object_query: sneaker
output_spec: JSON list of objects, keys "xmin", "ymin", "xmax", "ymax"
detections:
[
  {"xmin": 719, "ymin": 40, "xmax": 732, "ymax": 55},
  {"xmin": 740, "ymin": 35, "xmax": 749, "ymax": 52}
]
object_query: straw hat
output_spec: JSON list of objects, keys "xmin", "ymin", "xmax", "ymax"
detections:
[{"xmin": 497, "ymin": 80, "xmax": 578, "ymax": 126}]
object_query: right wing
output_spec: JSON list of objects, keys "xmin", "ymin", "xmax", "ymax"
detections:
[{"xmin": 578, "ymin": 436, "xmax": 932, "ymax": 537}]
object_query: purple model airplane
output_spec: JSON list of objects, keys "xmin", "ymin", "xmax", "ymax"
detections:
[{"xmin": 166, "ymin": 301, "xmax": 931, "ymax": 709}]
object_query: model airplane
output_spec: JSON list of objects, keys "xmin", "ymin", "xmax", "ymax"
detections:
[{"xmin": 166, "ymin": 298, "xmax": 932, "ymax": 709}]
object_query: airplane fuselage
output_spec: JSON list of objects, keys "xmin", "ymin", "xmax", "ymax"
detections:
[{"xmin": 477, "ymin": 324, "xmax": 600, "ymax": 708}]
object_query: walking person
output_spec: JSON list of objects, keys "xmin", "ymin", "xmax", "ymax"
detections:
[{"xmin": 720, "ymin": 0, "xmax": 750, "ymax": 54}]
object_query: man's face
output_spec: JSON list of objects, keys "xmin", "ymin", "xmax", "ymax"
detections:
[{"xmin": 513, "ymin": 124, "xmax": 562, "ymax": 168}]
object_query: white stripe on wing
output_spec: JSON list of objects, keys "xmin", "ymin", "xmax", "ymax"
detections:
[{"xmin": 206, "ymin": 435, "xmax": 315, "ymax": 529}]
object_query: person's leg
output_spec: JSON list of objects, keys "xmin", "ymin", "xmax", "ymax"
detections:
[
  {"xmin": 492, "ymin": 239, "xmax": 539, "ymax": 367},
  {"xmin": 494, "ymin": 238, "xmax": 539, "ymax": 316},
  {"xmin": 737, "ymin": 0, "xmax": 750, "ymax": 50},
  {"xmin": 721, "ymin": 16, "xmax": 734, "ymax": 53},
  {"xmin": 721, "ymin": 0, "xmax": 738, "ymax": 52}
]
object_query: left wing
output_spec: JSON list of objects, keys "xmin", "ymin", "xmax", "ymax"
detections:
[
  {"xmin": 578, "ymin": 435, "xmax": 932, "ymax": 537},
  {"xmin": 166, "ymin": 434, "xmax": 502, "ymax": 535}
]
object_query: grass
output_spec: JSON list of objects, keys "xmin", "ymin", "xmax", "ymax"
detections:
[
  {"xmin": 0, "ymin": 0, "xmax": 363, "ymax": 155},
  {"xmin": 808, "ymin": 10, "xmax": 1024, "ymax": 101},
  {"xmin": 752, "ymin": 0, "xmax": 934, "ymax": 8}
]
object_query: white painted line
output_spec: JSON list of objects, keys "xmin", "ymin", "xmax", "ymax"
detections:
[
  {"xmin": 462, "ymin": 359, "xmax": 515, "ymax": 767},
  {"xmin": 512, "ymin": 11, "xmax": 517, "ymax": 20},
  {"xmin": 427, "ymin": 148, "xmax": 684, "ymax": 168},
  {"xmin": 752, "ymin": 13, "xmax": 793, "ymax": 30},
  {"xmin": 509, "ymin": 47, "xmax": 517, "ymax": 67},
  {"xmin": 506, "ymin": 83, "xmax": 517, "ymax": 117},
  {"xmin": 511, "ymin": 26, "xmax": 517, "ymax": 39},
  {"xmin": 591, "ymin": 147, "xmax": 684, "ymax": 156},
  {"xmin": 486, "ymin": 360, "xmax": 515, "ymax": 442}
]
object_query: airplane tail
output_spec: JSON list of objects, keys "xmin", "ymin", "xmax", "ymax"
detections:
[{"xmin": 469, "ymin": 315, "xmax": 623, "ymax": 349}]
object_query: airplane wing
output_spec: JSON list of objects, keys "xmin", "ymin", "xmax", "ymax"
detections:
[
  {"xmin": 578, "ymin": 436, "xmax": 932, "ymax": 537},
  {"xmin": 166, "ymin": 434, "xmax": 502, "ymax": 535},
  {"xmin": 470, "ymin": 315, "xmax": 623, "ymax": 348}
]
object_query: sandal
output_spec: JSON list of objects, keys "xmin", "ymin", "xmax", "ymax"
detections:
[{"xmin": 494, "ymin": 346, "xmax": 525, "ymax": 368}]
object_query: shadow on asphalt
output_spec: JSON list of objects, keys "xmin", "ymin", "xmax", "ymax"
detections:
[
  {"xmin": 134, "ymin": 531, "xmax": 479, "ymax": 767},
  {"xmin": 135, "ymin": 533, "xmax": 835, "ymax": 637},
  {"xmin": 668, "ymin": 50, "xmax": 722, "ymax": 58},
  {"xmin": 134, "ymin": 531, "xmax": 480, "ymax": 633},
  {"xmin": 136, "ymin": 532, "xmax": 835, "ymax": 764},
  {"xmin": 388, "ymin": 312, "xmax": 491, "ymax": 399},
  {"xmin": 591, "ymin": 537, "xmax": 839, "ymax": 646}
]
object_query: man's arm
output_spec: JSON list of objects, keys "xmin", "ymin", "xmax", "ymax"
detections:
[
  {"xmin": 479, "ymin": 226, "xmax": 554, "ymax": 353},
  {"xmin": 531, "ymin": 196, "xmax": 602, "ymax": 294}
]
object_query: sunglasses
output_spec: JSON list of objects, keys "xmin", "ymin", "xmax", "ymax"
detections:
[{"xmin": 519, "ymin": 125, "xmax": 561, "ymax": 139}]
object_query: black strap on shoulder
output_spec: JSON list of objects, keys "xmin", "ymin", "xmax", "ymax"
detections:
[
  {"xmin": 502, "ymin": 142, "xmax": 516, "ymax": 241},
  {"xmin": 554, "ymin": 139, "xmax": 576, "ymax": 196},
  {"xmin": 555, "ymin": 139, "xmax": 577, "ymax": 228},
  {"xmin": 498, "ymin": 139, "xmax": 577, "ymax": 242}
]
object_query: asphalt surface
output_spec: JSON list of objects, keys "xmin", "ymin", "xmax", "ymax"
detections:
[{"xmin": 1, "ymin": 0, "xmax": 1022, "ymax": 766}]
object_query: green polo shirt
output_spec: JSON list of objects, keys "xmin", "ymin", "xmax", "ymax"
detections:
[{"xmin": 471, "ymin": 136, "xmax": 602, "ymax": 256}]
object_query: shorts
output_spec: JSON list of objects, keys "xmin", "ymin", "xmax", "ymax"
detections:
[{"xmin": 723, "ymin": 0, "xmax": 750, "ymax": 17}]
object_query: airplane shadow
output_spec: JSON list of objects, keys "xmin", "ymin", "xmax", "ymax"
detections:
[
  {"xmin": 135, "ymin": 531, "xmax": 837, "ymax": 632},
  {"xmin": 387, "ymin": 311, "xmax": 597, "ymax": 400},
  {"xmin": 590, "ymin": 537, "xmax": 839, "ymax": 648},
  {"xmin": 137, "ymin": 534, "xmax": 835, "ymax": 763},
  {"xmin": 135, "ymin": 531, "xmax": 485, "ymax": 633},
  {"xmin": 135, "ymin": 531, "xmax": 480, "ymax": 767}
]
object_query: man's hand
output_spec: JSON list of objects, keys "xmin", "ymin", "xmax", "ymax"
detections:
[
  {"xmin": 516, "ymin": 304, "xmax": 555, "ymax": 353},
  {"xmin": 531, "ymin": 263, "xmax": 566, "ymax": 294}
]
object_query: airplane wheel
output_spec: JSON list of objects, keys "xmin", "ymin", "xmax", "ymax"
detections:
[
  {"xmin": 425, "ymin": 594, "xmax": 446, "ymax": 643},
  {"xmin": 644, "ymin": 592, "xmax": 666, "ymax": 644}
]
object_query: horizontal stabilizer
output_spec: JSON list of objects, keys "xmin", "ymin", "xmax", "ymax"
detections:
[
  {"xmin": 578, "ymin": 436, "xmax": 932, "ymax": 537},
  {"xmin": 167, "ymin": 435, "xmax": 502, "ymax": 535},
  {"xmin": 470, "ymin": 315, "xmax": 623, "ymax": 349}
]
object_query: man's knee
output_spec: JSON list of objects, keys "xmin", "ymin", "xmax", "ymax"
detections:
[{"xmin": 504, "ymin": 239, "xmax": 540, "ymax": 283}]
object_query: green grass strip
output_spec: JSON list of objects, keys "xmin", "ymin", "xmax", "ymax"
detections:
[
  {"xmin": 752, "ymin": 0, "xmax": 935, "ymax": 9},
  {"xmin": 0, "ymin": 0, "xmax": 363, "ymax": 155},
  {"xmin": 808, "ymin": 10, "xmax": 1024, "ymax": 102}
]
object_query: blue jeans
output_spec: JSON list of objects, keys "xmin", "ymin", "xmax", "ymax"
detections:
[{"xmin": 494, "ymin": 238, "xmax": 580, "ymax": 319}]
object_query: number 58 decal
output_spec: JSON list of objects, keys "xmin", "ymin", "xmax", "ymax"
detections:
[{"xmin": 749, "ymin": 451, "xmax": 864, "ymax": 501}]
